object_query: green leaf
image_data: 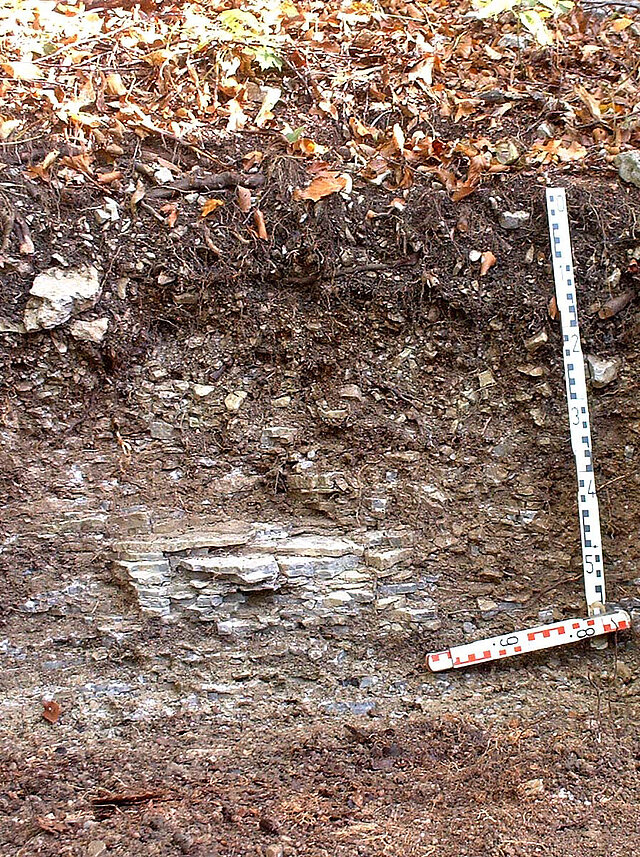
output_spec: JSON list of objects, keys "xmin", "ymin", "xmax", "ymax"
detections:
[
  {"xmin": 472, "ymin": 0, "xmax": 516, "ymax": 19},
  {"xmin": 518, "ymin": 8, "xmax": 553, "ymax": 44},
  {"xmin": 218, "ymin": 9, "xmax": 262, "ymax": 37},
  {"xmin": 285, "ymin": 126, "xmax": 304, "ymax": 143},
  {"xmin": 253, "ymin": 45, "xmax": 284, "ymax": 72}
]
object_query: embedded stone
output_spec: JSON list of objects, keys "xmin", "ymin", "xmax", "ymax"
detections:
[
  {"xmin": 24, "ymin": 265, "xmax": 102, "ymax": 330},
  {"xmin": 177, "ymin": 554, "xmax": 280, "ymax": 588},
  {"xmin": 364, "ymin": 547, "xmax": 413, "ymax": 570}
]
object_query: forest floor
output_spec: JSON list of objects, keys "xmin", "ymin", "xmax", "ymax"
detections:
[{"xmin": 2, "ymin": 1, "xmax": 640, "ymax": 855}]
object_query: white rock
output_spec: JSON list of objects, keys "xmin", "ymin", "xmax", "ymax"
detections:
[
  {"xmin": 261, "ymin": 425, "xmax": 299, "ymax": 447},
  {"xmin": 178, "ymin": 554, "xmax": 280, "ymax": 588},
  {"xmin": 338, "ymin": 384, "xmax": 363, "ymax": 400},
  {"xmin": 193, "ymin": 384, "xmax": 216, "ymax": 397},
  {"xmin": 323, "ymin": 590, "xmax": 352, "ymax": 607},
  {"xmin": 0, "ymin": 317, "xmax": 25, "ymax": 333},
  {"xmin": 364, "ymin": 547, "xmax": 413, "ymax": 570},
  {"xmin": 499, "ymin": 210, "xmax": 530, "ymax": 230},
  {"xmin": 154, "ymin": 166, "xmax": 174, "ymax": 184},
  {"xmin": 24, "ymin": 265, "xmax": 101, "ymax": 330},
  {"xmin": 525, "ymin": 329, "xmax": 548, "ymax": 352},
  {"xmin": 224, "ymin": 390, "xmax": 247, "ymax": 411},
  {"xmin": 69, "ymin": 317, "xmax": 109, "ymax": 343},
  {"xmin": 615, "ymin": 150, "xmax": 640, "ymax": 188},
  {"xmin": 277, "ymin": 554, "xmax": 359, "ymax": 579},
  {"xmin": 469, "ymin": 249, "xmax": 482, "ymax": 262},
  {"xmin": 257, "ymin": 535, "xmax": 364, "ymax": 557},
  {"xmin": 587, "ymin": 354, "xmax": 621, "ymax": 388}
]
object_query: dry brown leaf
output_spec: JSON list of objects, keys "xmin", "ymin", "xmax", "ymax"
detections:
[
  {"xmin": 236, "ymin": 185, "xmax": 252, "ymax": 213},
  {"xmin": 37, "ymin": 816, "xmax": 66, "ymax": 834},
  {"xmin": 105, "ymin": 73, "xmax": 127, "ymax": 97},
  {"xmin": 611, "ymin": 16, "xmax": 633, "ymax": 32},
  {"xmin": 2, "ymin": 61, "xmax": 42, "ymax": 80},
  {"xmin": 60, "ymin": 153, "xmax": 94, "ymax": 174},
  {"xmin": 0, "ymin": 119, "xmax": 20, "ymax": 140},
  {"xmin": 575, "ymin": 85, "xmax": 602, "ymax": 120},
  {"xmin": 97, "ymin": 170, "xmax": 123, "ymax": 184},
  {"xmin": 292, "ymin": 172, "xmax": 348, "ymax": 202},
  {"xmin": 480, "ymin": 251, "xmax": 497, "ymax": 276},
  {"xmin": 253, "ymin": 209, "xmax": 268, "ymax": 240},
  {"xmin": 130, "ymin": 178, "xmax": 146, "ymax": 216},
  {"xmin": 451, "ymin": 183, "xmax": 476, "ymax": 202},
  {"xmin": 160, "ymin": 203, "xmax": 178, "ymax": 228},
  {"xmin": 43, "ymin": 700, "xmax": 61, "ymax": 724},
  {"xmin": 556, "ymin": 141, "xmax": 588, "ymax": 162},
  {"xmin": 201, "ymin": 198, "xmax": 225, "ymax": 217},
  {"xmin": 242, "ymin": 150, "xmax": 264, "ymax": 170},
  {"xmin": 548, "ymin": 295, "xmax": 559, "ymax": 320},
  {"xmin": 598, "ymin": 290, "xmax": 634, "ymax": 319},
  {"xmin": 255, "ymin": 87, "xmax": 281, "ymax": 128}
]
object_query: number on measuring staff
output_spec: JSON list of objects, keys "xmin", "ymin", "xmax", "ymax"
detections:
[
  {"xmin": 577, "ymin": 627, "xmax": 595, "ymax": 638},
  {"xmin": 499, "ymin": 635, "xmax": 519, "ymax": 647}
]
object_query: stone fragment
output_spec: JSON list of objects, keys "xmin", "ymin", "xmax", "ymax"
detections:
[
  {"xmin": 114, "ymin": 559, "xmax": 170, "ymax": 586},
  {"xmin": 0, "ymin": 317, "xmax": 25, "ymax": 333},
  {"xmin": 216, "ymin": 618, "xmax": 259, "ymax": 636},
  {"xmin": 364, "ymin": 547, "xmax": 413, "ymax": 570},
  {"xmin": 323, "ymin": 590, "xmax": 353, "ymax": 607},
  {"xmin": 193, "ymin": 383, "xmax": 215, "ymax": 397},
  {"xmin": 24, "ymin": 265, "xmax": 101, "ymax": 330},
  {"xmin": 615, "ymin": 150, "xmax": 640, "ymax": 188},
  {"xmin": 586, "ymin": 354, "xmax": 620, "ymax": 388},
  {"xmin": 469, "ymin": 249, "xmax": 482, "ymax": 262},
  {"xmin": 69, "ymin": 317, "xmax": 109, "ymax": 343},
  {"xmin": 495, "ymin": 138, "xmax": 520, "ymax": 165},
  {"xmin": 261, "ymin": 426, "xmax": 298, "ymax": 447},
  {"xmin": 478, "ymin": 369, "xmax": 495, "ymax": 388},
  {"xmin": 277, "ymin": 554, "xmax": 359, "ymax": 579},
  {"xmin": 530, "ymin": 407, "xmax": 546, "ymax": 427},
  {"xmin": 499, "ymin": 210, "xmax": 530, "ymax": 230},
  {"xmin": 87, "ymin": 842, "xmax": 107, "ymax": 857},
  {"xmin": 154, "ymin": 166, "xmax": 174, "ymax": 184},
  {"xmin": 272, "ymin": 395, "xmax": 291, "ymax": 407},
  {"xmin": 149, "ymin": 420, "xmax": 174, "ymax": 440},
  {"xmin": 259, "ymin": 535, "xmax": 364, "ymax": 557},
  {"xmin": 525, "ymin": 329, "xmax": 548, "ymax": 352},
  {"xmin": 338, "ymin": 384, "xmax": 363, "ymax": 400},
  {"xmin": 177, "ymin": 554, "xmax": 280, "ymax": 588},
  {"xmin": 224, "ymin": 390, "xmax": 247, "ymax": 411}
]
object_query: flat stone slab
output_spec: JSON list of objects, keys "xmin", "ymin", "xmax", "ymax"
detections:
[{"xmin": 177, "ymin": 554, "xmax": 280, "ymax": 588}]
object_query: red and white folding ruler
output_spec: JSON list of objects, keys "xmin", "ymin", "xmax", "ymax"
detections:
[{"xmin": 426, "ymin": 188, "xmax": 631, "ymax": 672}]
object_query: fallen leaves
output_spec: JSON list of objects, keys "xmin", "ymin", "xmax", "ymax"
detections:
[
  {"xmin": 253, "ymin": 209, "xmax": 268, "ymax": 239},
  {"xmin": 130, "ymin": 178, "xmax": 146, "ymax": 216},
  {"xmin": 598, "ymin": 289, "xmax": 634, "ymax": 319},
  {"xmin": 293, "ymin": 172, "xmax": 349, "ymax": 201},
  {"xmin": 480, "ymin": 250, "xmax": 497, "ymax": 276},
  {"xmin": 2, "ymin": 60, "xmax": 42, "ymax": 80},
  {"xmin": 42, "ymin": 699, "xmax": 61, "ymax": 723},
  {"xmin": 201, "ymin": 198, "xmax": 225, "ymax": 217},
  {"xmin": 236, "ymin": 185, "xmax": 252, "ymax": 213}
]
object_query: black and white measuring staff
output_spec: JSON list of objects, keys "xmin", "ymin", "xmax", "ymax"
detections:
[
  {"xmin": 426, "ymin": 188, "xmax": 629, "ymax": 672},
  {"xmin": 545, "ymin": 187, "xmax": 605, "ymax": 616}
]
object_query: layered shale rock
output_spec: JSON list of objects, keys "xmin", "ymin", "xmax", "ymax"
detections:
[{"xmin": 112, "ymin": 520, "xmax": 440, "ymax": 636}]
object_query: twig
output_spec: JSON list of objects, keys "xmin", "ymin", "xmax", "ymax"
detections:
[{"xmin": 145, "ymin": 171, "xmax": 265, "ymax": 200}]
